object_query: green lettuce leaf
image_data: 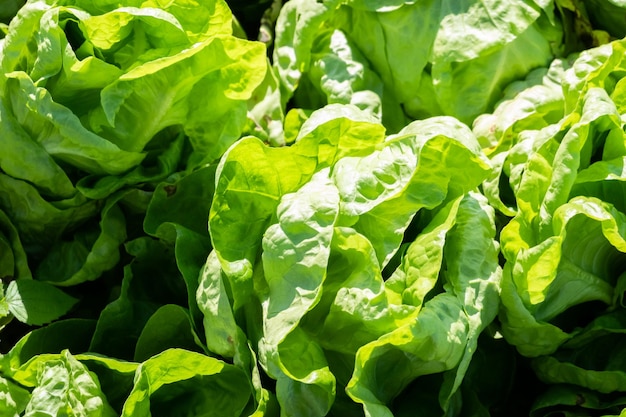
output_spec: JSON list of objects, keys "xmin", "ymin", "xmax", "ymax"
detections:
[
  {"xmin": 21, "ymin": 350, "xmax": 116, "ymax": 417},
  {"xmin": 120, "ymin": 348, "xmax": 252, "ymax": 417},
  {"xmin": 89, "ymin": 237, "xmax": 192, "ymax": 360},
  {"xmin": 133, "ymin": 304, "xmax": 201, "ymax": 363},
  {"xmin": 0, "ymin": 319, "xmax": 97, "ymax": 374},
  {"xmin": 530, "ymin": 384, "xmax": 626, "ymax": 417},
  {"xmin": 34, "ymin": 192, "xmax": 127, "ymax": 286},
  {"xmin": 0, "ymin": 173, "xmax": 99, "ymax": 256},
  {"xmin": 143, "ymin": 164, "xmax": 216, "ymax": 241},
  {"xmin": 531, "ymin": 308, "xmax": 626, "ymax": 393},
  {"xmin": 74, "ymin": 353, "xmax": 138, "ymax": 415},
  {"xmin": 347, "ymin": 293, "xmax": 470, "ymax": 417},
  {"xmin": 0, "ymin": 209, "xmax": 31, "ymax": 283},
  {"xmin": 3, "ymin": 279, "xmax": 77, "ymax": 326},
  {"xmin": 242, "ymin": 59, "xmax": 287, "ymax": 146},
  {"xmin": 333, "ymin": 116, "xmax": 491, "ymax": 266},
  {"xmin": 258, "ymin": 169, "xmax": 339, "ymax": 417},
  {"xmin": 346, "ymin": 192, "xmax": 501, "ymax": 416},
  {"xmin": 473, "ymin": 56, "xmax": 572, "ymax": 217},
  {"xmin": 0, "ymin": 375, "xmax": 29, "ymax": 417}
]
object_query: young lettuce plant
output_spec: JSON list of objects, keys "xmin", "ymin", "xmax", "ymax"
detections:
[
  {"xmin": 0, "ymin": 326, "xmax": 258, "ymax": 417},
  {"xmin": 196, "ymin": 103, "xmax": 503, "ymax": 416},
  {"xmin": 477, "ymin": 38, "xmax": 626, "ymax": 413},
  {"xmin": 0, "ymin": 0, "xmax": 266, "ymax": 325},
  {"xmin": 0, "ymin": 164, "xmax": 272, "ymax": 416},
  {"xmin": 272, "ymin": 0, "xmax": 567, "ymax": 130}
]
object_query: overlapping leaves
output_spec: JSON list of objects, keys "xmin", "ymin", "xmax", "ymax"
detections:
[{"xmin": 3, "ymin": 0, "xmax": 626, "ymax": 416}]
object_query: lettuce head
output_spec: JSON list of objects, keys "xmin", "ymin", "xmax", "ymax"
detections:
[
  {"xmin": 0, "ymin": 0, "xmax": 266, "ymax": 287},
  {"xmin": 273, "ymin": 0, "xmax": 567, "ymax": 129}
]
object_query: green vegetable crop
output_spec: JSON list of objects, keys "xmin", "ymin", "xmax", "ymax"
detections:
[{"xmin": 2, "ymin": 0, "xmax": 626, "ymax": 415}]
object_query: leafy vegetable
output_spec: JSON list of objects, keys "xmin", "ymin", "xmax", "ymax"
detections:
[
  {"xmin": 3, "ymin": 280, "xmax": 78, "ymax": 326},
  {"xmin": 475, "ymin": 36, "xmax": 626, "ymax": 413},
  {"xmin": 274, "ymin": 0, "xmax": 567, "ymax": 128},
  {"xmin": 3, "ymin": 0, "xmax": 626, "ymax": 415},
  {"xmin": 0, "ymin": 0, "xmax": 266, "ymax": 291},
  {"xmin": 121, "ymin": 348, "xmax": 252, "ymax": 417},
  {"xmin": 198, "ymin": 104, "xmax": 496, "ymax": 415}
]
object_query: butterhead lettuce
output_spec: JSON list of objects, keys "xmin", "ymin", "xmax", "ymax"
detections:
[
  {"xmin": 2, "ymin": 0, "xmax": 626, "ymax": 415},
  {"xmin": 0, "ymin": 0, "xmax": 266, "ymax": 325},
  {"xmin": 198, "ymin": 104, "xmax": 499, "ymax": 415},
  {"xmin": 477, "ymin": 37, "xmax": 626, "ymax": 412},
  {"xmin": 274, "ymin": 0, "xmax": 566, "ymax": 128}
]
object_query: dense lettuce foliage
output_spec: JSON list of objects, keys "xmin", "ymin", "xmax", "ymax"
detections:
[
  {"xmin": 3, "ymin": 0, "xmax": 626, "ymax": 416},
  {"xmin": 274, "ymin": 0, "xmax": 568, "ymax": 129}
]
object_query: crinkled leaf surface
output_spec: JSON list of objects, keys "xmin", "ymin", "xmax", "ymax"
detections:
[{"xmin": 22, "ymin": 350, "xmax": 117, "ymax": 417}]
